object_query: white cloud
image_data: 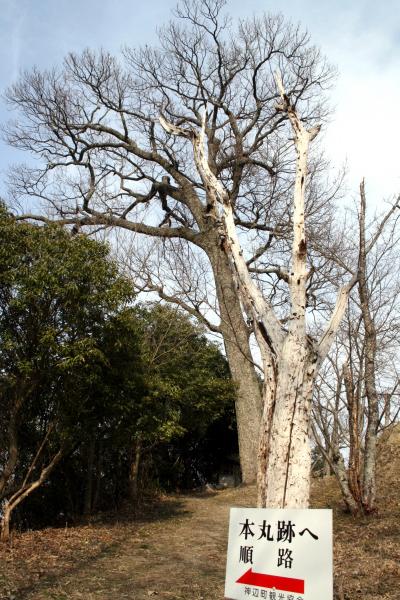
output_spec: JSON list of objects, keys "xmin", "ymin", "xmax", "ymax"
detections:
[
  {"xmin": 326, "ymin": 69, "xmax": 400, "ymax": 202},
  {"xmin": 318, "ymin": 10, "xmax": 400, "ymax": 201},
  {"xmin": 229, "ymin": 0, "xmax": 400, "ymax": 201}
]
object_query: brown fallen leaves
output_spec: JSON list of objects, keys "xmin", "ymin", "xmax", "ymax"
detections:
[{"xmin": 0, "ymin": 430, "xmax": 399, "ymax": 599}]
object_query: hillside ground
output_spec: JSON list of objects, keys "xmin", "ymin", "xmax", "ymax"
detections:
[{"xmin": 0, "ymin": 428, "xmax": 399, "ymax": 600}]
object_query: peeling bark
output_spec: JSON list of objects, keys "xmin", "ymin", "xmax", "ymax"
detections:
[
  {"xmin": 264, "ymin": 349, "xmax": 317, "ymax": 507},
  {"xmin": 160, "ymin": 80, "xmax": 354, "ymax": 508},
  {"xmin": 257, "ymin": 361, "xmax": 276, "ymax": 507}
]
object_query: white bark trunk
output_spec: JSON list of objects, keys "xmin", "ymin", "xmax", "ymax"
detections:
[
  {"xmin": 264, "ymin": 344, "xmax": 316, "ymax": 507},
  {"xmin": 160, "ymin": 85, "xmax": 354, "ymax": 509},
  {"xmin": 260, "ymin": 74, "xmax": 315, "ymax": 508}
]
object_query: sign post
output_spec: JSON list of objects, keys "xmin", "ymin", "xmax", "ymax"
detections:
[{"xmin": 225, "ymin": 508, "xmax": 332, "ymax": 600}]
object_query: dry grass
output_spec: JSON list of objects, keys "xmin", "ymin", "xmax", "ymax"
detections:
[{"xmin": 0, "ymin": 428, "xmax": 399, "ymax": 599}]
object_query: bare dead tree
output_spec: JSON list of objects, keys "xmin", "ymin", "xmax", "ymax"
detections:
[
  {"xmin": 313, "ymin": 185, "xmax": 400, "ymax": 514},
  {"xmin": 156, "ymin": 71, "xmax": 358, "ymax": 507},
  {"xmin": 3, "ymin": 1, "xmax": 340, "ymax": 484}
]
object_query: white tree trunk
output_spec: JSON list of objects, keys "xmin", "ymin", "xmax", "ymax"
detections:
[
  {"xmin": 160, "ymin": 79, "xmax": 355, "ymax": 509},
  {"xmin": 264, "ymin": 349, "xmax": 316, "ymax": 507}
]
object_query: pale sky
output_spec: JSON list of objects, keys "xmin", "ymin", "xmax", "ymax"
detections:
[{"xmin": 0, "ymin": 0, "xmax": 399, "ymax": 205}]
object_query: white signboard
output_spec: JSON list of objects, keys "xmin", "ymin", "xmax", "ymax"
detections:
[{"xmin": 225, "ymin": 508, "xmax": 332, "ymax": 600}]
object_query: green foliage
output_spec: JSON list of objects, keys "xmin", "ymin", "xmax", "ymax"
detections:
[
  {"xmin": 0, "ymin": 206, "xmax": 131, "ymax": 390},
  {"xmin": 79, "ymin": 307, "xmax": 146, "ymax": 440},
  {"xmin": 0, "ymin": 205, "xmax": 134, "ymax": 499},
  {"xmin": 137, "ymin": 303, "xmax": 235, "ymax": 442},
  {"xmin": 0, "ymin": 207, "xmax": 238, "ymax": 528},
  {"xmin": 132, "ymin": 303, "xmax": 237, "ymax": 491}
]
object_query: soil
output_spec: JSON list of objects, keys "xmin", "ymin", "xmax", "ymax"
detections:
[{"xmin": 0, "ymin": 428, "xmax": 399, "ymax": 599}]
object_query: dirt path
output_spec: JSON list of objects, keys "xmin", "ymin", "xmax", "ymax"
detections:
[
  {"xmin": 1, "ymin": 477, "xmax": 399, "ymax": 600},
  {"xmin": 1, "ymin": 486, "xmax": 256, "ymax": 600},
  {"xmin": 47, "ymin": 494, "xmax": 231, "ymax": 600}
]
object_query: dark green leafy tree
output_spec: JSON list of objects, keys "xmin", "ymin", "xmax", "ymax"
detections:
[
  {"xmin": 133, "ymin": 303, "xmax": 236, "ymax": 494},
  {"xmin": 0, "ymin": 205, "xmax": 132, "ymax": 540},
  {"xmin": 52, "ymin": 304, "xmax": 237, "ymax": 514},
  {"xmin": 76, "ymin": 308, "xmax": 146, "ymax": 515},
  {"xmin": 0, "ymin": 205, "xmax": 236, "ymax": 533}
]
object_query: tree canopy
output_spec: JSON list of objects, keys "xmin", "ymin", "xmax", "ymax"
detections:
[{"xmin": 0, "ymin": 208, "xmax": 236, "ymax": 536}]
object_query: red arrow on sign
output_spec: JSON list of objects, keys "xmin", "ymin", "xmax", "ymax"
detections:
[{"xmin": 236, "ymin": 568, "xmax": 305, "ymax": 594}]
